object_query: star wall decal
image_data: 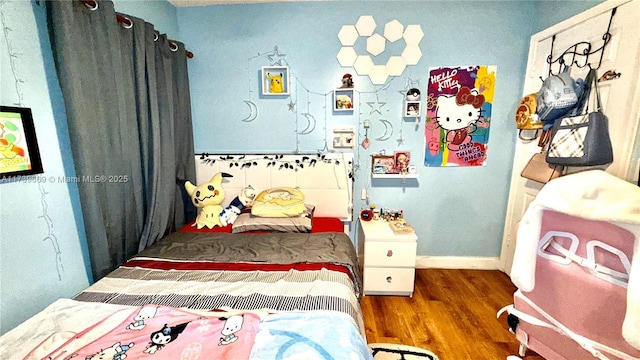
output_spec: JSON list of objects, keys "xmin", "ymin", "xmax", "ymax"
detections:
[
  {"xmin": 267, "ymin": 46, "xmax": 287, "ymax": 66},
  {"xmin": 367, "ymin": 99, "xmax": 387, "ymax": 116},
  {"xmin": 288, "ymin": 100, "xmax": 296, "ymax": 112}
]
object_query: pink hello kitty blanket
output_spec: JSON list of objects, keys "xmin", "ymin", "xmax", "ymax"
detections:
[{"xmin": 25, "ymin": 305, "xmax": 263, "ymax": 360}]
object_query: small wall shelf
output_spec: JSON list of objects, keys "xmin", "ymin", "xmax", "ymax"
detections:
[
  {"xmin": 261, "ymin": 66, "xmax": 290, "ymax": 96},
  {"xmin": 334, "ymin": 89, "xmax": 354, "ymax": 112},
  {"xmin": 371, "ymin": 173, "xmax": 418, "ymax": 179}
]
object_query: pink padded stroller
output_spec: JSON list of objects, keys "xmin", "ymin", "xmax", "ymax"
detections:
[{"xmin": 500, "ymin": 170, "xmax": 640, "ymax": 360}]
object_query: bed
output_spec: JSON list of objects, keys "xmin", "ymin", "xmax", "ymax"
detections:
[{"xmin": 0, "ymin": 153, "xmax": 372, "ymax": 360}]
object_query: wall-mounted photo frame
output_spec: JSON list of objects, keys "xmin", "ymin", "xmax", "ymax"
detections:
[
  {"xmin": 334, "ymin": 89, "xmax": 354, "ymax": 112},
  {"xmin": 371, "ymin": 154, "xmax": 396, "ymax": 174},
  {"xmin": 0, "ymin": 106, "xmax": 43, "ymax": 179},
  {"xmin": 404, "ymin": 101, "xmax": 421, "ymax": 117},
  {"xmin": 261, "ymin": 66, "xmax": 290, "ymax": 96}
]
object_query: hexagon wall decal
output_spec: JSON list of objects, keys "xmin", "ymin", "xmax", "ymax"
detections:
[
  {"xmin": 401, "ymin": 45, "xmax": 422, "ymax": 66},
  {"xmin": 369, "ymin": 65, "xmax": 389, "ymax": 85},
  {"xmin": 386, "ymin": 56, "xmax": 406, "ymax": 76},
  {"xmin": 403, "ymin": 24, "xmax": 424, "ymax": 45},
  {"xmin": 355, "ymin": 15, "xmax": 376, "ymax": 37},
  {"xmin": 337, "ymin": 47, "xmax": 358, "ymax": 67},
  {"xmin": 384, "ymin": 20, "xmax": 404, "ymax": 42},
  {"xmin": 337, "ymin": 16, "xmax": 423, "ymax": 85},
  {"xmin": 338, "ymin": 25, "xmax": 359, "ymax": 46},
  {"xmin": 366, "ymin": 33, "xmax": 386, "ymax": 56},
  {"xmin": 353, "ymin": 55, "xmax": 374, "ymax": 76}
]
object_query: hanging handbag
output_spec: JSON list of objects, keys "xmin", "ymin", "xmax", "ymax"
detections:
[
  {"xmin": 546, "ymin": 69, "xmax": 613, "ymax": 166},
  {"xmin": 521, "ymin": 130, "xmax": 564, "ymax": 183},
  {"xmin": 515, "ymin": 93, "xmax": 544, "ymax": 140}
]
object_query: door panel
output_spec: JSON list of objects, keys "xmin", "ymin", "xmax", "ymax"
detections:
[{"xmin": 501, "ymin": 0, "xmax": 640, "ymax": 274}]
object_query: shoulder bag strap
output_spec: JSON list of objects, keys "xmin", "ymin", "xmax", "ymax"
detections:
[
  {"xmin": 569, "ymin": 69, "xmax": 595, "ymax": 117},
  {"xmin": 590, "ymin": 68, "xmax": 602, "ymax": 112}
]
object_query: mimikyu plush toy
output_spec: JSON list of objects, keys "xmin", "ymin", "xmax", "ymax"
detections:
[{"xmin": 184, "ymin": 172, "xmax": 232, "ymax": 229}]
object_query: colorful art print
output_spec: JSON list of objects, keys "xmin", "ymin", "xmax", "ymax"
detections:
[
  {"xmin": 0, "ymin": 106, "xmax": 43, "ymax": 178},
  {"xmin": 371, "ymin": 155, "xmax": 397, "ymax": 174},
  {"xmin": 394, "ymin": 151, "xmax": 410, "ymax": 174},
  {"xmin": 423, "ymin": 65, "xmax": 496, "ymax": 167}
]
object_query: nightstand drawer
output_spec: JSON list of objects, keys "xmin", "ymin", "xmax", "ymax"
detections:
[
  {"xmin": 364, "ymin": 241, "xmax": 416, "ymax": 267},
  {"xmin": 363, "ymin": 267, "xmax": 415, "ymax": 295}
]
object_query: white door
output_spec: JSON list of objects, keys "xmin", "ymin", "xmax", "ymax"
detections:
[{"xmin": 501, "ymin": 0, "xmax": 640, "ymax": 275}]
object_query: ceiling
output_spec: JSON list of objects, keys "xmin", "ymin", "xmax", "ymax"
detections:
[{"xmin": 168, "ymin": 0, "xmax": 312, "ymax": 6}]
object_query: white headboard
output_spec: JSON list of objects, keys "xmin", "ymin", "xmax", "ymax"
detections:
[{"xmin": 194, "ymin": 153, "xmax": 354, "ymax": 221}]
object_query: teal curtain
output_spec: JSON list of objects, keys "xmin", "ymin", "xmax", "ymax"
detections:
[{"xmin": 46, "ymin": 0, "xmax": 195, "ymax": 280}]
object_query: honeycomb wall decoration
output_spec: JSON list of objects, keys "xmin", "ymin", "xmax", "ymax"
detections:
[{"xmin": 336, "ymin": 15, "xmax": 424, "ymax": 85}]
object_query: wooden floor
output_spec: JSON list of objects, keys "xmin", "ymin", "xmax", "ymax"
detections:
[{"xmin": 361, "ymin": 269, "xmax": 545, "ymax": 360}]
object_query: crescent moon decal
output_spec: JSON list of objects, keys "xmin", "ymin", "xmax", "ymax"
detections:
[
  {"xmin": 375, "ymin": 119, "xmax": 393, "ymax": 141},
  {"xmin": 297, "ymin": 112, "xmax": 317, "ymax": 135},
  {"xmin": 240, "ymin": 100, "xmax": 258, "ymax": 122}
]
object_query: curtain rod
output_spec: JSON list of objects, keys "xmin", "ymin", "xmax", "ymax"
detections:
[{"xmin": 79, "ymin": 0, "xmax": 194, "ymax": 59}]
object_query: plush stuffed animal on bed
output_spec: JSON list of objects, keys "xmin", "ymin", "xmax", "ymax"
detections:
[
  {"xmin": 184, "ymin": 172, "xmax": 233, "ymax": 229},
  {"xmin": 220, "ymin": 185, "xmax": 256, "ymax": 226}
]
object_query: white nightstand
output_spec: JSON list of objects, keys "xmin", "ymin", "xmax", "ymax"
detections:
[{"xmin": 358, "ymin": 219, "xmax": 417, "ymax": 297}]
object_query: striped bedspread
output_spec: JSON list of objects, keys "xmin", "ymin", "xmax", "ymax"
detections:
[{"xmin": 74, "ymin": 231, "xmax": 364, "ymax": 331}]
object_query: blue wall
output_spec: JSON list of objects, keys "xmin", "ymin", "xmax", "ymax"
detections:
[
  {"xmin": 177, "ymin": 1, "xmax": 532, "ymax": 257},
  {"xmin": 0, "ymin": 0, "xmax": 603, "ymax": 336}
]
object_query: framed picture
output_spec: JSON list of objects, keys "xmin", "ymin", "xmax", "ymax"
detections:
[
  {"xmin": 404, "ymin": 101, "xmax": 421, "ymax": 117},
  {"xmin": 371, "ymin": 155, "xmax": 396, "ymax": 174},
  {"xmin": 261, "ymin": 66, "xmax": 290, "ymax": 96},
  {"xmin": 0, "ymin": 106, "xmax": 43, "ymax": 179},
  {"xmin": 394, "ymin": 150, "xmax": 411, "ymax": 174},
  {"xmin": 334, "ymin": 89, "xmax": 354, "ymax": 112}
]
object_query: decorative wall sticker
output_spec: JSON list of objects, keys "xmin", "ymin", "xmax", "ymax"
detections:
[
  {"xmin": 267, "ymin": 45, "xmax": 287, "ymax": 66},
  {"xmin": 423, "ymin": 65, "xmax": 497, "ymax": 167},
  {"xmin": 240, "ymin": 100, "xmax": 258, "ymax": 122},
  {"xmin": 337, "ymin": 15, "xmax": 424, "ymax": 85},
  {"xmin": 367, "ymin": 94, "xmax": 387, "ymax": 115},
  {"xmin": 375, "ymin": 119, "xmax": 393, "ymax": 141},
  {"xmin": 39, "ymin": 183, "xmax": 64, "ymax": 280},
  {"xmin": 297, "ymin": 112, "xmax": 317, "ymax": 135}
]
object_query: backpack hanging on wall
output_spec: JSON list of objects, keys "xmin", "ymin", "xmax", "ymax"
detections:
[{"xmin": 536, "ymin": 66, "xmax": 585, "ymax": 123}]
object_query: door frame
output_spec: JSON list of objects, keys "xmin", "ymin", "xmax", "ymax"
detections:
[{"xmin": 499, "ymin": 0, "xmax": 638, "ymax": 273}]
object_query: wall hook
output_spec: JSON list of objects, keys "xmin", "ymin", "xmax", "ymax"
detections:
[{"xmin": 546, "ymin": 7, "xmax": 617, "ymax": 76}]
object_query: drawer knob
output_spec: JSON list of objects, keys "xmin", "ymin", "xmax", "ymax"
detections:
[
  {"xmin": 386, "ymin": 276, "xmax": 392, "ymax": 283},
  {"xmin": 387, "ymin": 250, "xmax": 393, "ymax": 257}
]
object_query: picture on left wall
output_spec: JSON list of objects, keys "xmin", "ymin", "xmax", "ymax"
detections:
[{"xmin": 0, "ymin": 106, "xmax": 43, "ymax": 179}]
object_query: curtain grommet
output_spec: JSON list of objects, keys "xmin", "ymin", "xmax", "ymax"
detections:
[{"xmin": 84, "ymin": 0, "xmax": 98, "ymax": 11}]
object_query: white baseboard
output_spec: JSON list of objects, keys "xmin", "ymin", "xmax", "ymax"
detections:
[{"xmin": 416, "ymin": 255, "xmax": 504, "ymax": 271}]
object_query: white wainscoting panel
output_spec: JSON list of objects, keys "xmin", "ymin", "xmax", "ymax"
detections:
[{"xmin": 194, "ymin": 153, "xmax": 354, "ymax": 221}]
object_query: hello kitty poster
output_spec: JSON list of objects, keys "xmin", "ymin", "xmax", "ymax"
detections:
[{"xmin": 424, "ymin": 65, "xmax": 496, "ymax": 167}]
